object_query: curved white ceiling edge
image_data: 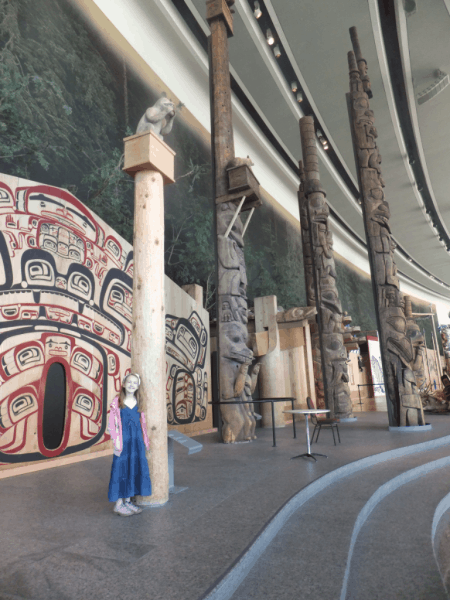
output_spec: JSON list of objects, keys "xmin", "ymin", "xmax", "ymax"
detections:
[
  {"xmin": 89, "ymin": 0, "xmax": 450, "ymax": 308},
  {"xmin": 393, "ymin": 0, "xmax": 450, "ymax": 241},
  {"xmin": 262, "ymin": 0, "xmax": 359, "ymax": 191},
  {"xmin": 234, "ymin": 0, "xmax": 363, "ymax": 217},
  {"xmin": 368, "ymin": 0, "xmax": 427, "ymax": 215}
]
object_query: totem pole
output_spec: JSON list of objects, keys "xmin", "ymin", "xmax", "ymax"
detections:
[
  {"xmin": 299, "ymin": 160, "xmax": 325, "ymax": 409},
  {"xmin": 403, "ymin": 296, "xmax": 426, "ymax": 397},
  {"xmin": 346, "ymin": 27, "xmax": 424, "ymax": 426},
  {"xmin": 298, "ymin": 117, "xmax": 352, "ymax": 418},
  {"xmin": 206, "ymin": 0, "xmax": 262, "ymax": 442},
  {"xmin": 439, "ymin": 325, "xmax": 450, "ymax": 372}
]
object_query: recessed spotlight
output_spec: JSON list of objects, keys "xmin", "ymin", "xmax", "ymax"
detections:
[
  {"xmin": 273, "ymin": 44, "xmax": 281, "ymax": 58},
  {"xmin": 296, "ymin": 92, "xmax": 303, "ymax": 102},
  {"xmin": 266, "ymin": 29, "xmax": 274, "ymax": 45},
  {"xmin": 253, "ymin": 1, "xmax": 262, "ymax": 19}
]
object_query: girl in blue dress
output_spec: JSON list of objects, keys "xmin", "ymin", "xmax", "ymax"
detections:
[{"xmin": 108, "ymin": 373, "xmax": 152, "ymax": 516}]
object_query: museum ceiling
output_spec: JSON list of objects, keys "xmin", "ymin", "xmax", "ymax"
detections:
[{"xmin": 167, "ymin": 0, "xmax": 450, "ymax": 299}]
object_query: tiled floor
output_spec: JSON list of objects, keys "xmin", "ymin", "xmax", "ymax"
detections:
[{"xmin": 2, "ymin": 411, "xmax": 450, "ymax": 600}]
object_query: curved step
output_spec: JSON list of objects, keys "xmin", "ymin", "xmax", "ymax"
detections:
[
  {"xmin": 200, "ymin": 434, "xmax": 450, "ymax": 600},
  {"xmin": 342, "ymin": 459, "xmax": 450, "ymax": 599}
]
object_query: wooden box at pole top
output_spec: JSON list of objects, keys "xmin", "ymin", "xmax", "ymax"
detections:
[{"xmin": 123, "ymin": 130, "xmax": 175, "ymax": 185}]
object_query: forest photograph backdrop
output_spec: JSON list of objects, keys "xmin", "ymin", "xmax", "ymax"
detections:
[{"xmin": 0, "ymin": 0, "xmax": 438, "ymax": 346}]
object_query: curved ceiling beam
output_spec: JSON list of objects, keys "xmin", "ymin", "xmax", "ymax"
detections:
[
  {"xmin": 375, "ymin": 0, "xmax": 450, "ymax": 271},
  {"xmin": 238, "ymin": 0, "xmax": 450, "ymax": 293}
]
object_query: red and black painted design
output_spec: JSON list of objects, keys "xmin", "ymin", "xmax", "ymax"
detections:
[{"xmin": 0, "ymin": 178, "xmax": 209, "ymax": 464}]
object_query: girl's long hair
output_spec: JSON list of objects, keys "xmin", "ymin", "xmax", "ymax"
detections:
[{"xmin": 118, "ymin": 373, "xmax": 143, "ymax": 412}]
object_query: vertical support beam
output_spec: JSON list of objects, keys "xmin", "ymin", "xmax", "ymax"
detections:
[
  {"xmin": 124, "ymin": 130, "xmax": 175, "ymax": 505},
  {"xmin": 298, "ymin": 160, "xmax": 325, "ymax": 408},
  {"xmin": 346, "ymin": 27, "xmax": 423, "ymax": 427},
  {"xmin": 207, "ymin": 0, "xmax": 259, "ymax": 443},
  {"xmin": 299, "ymin": 117, "xmax": 353, "ymax": 419}
]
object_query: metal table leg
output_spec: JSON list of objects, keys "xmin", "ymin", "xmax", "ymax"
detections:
[
  {"xmin": 291, "ymin": 399, "xmax": 297, "ymax": 439},
  {"xmin": 291, "ymin": 414, "xmax": 327, "ymax": 461},
  {"xmin": 271, "ymin": 401, "xmax": 276, "ymax": 447}
]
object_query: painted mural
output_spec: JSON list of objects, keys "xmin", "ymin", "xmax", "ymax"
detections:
[{"xmin": 0, "ymin": 175, "xmax": 209, "ymax": 466}]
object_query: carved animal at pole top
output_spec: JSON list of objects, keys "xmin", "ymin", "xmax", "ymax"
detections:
[
  {"xmin": 299, "ymin": 117, "xmax": 352, "ymax": 418},
  {"xmin": 347, "ymin": 27, "xmax": 423, "ymax": 426},
  {"xmin": 136, "ymin": 96, "xmax": 177, "ymax": 139}
]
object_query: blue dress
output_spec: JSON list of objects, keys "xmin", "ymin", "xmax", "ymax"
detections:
[{"xmin": 108, "ymin": 405, "xmax": 152, "ymax": 502}]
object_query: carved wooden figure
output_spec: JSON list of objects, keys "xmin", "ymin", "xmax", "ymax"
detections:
[
  {"xmin": 298, "ymin": 160, "xmax": 325, "ymax": 409},
  {"xmin": 206, "ymin": 0, "xmax": 261, "ymax": 442},
  {"xmin": 346, "ymin": 27, "xmax": 424, "ymax": 426},
  {"xmin": 298, "ymin": 117, "xmax": 352, "ymax": 419}
]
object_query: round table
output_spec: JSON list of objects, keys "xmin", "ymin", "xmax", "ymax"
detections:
[{"xmin": 283, "ymin": 409, "xmax": 330, "ymax": 461}]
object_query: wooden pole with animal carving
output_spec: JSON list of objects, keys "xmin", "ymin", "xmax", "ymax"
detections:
[
  {"xmin": 346, "ymin": 27, "xmax": 424, "ymax": 427},
  {"xmin": 299, "ymin": 116, "xmax": 353, "ymax": 419},
  {"xmin": 206, "ymin": 0, "xmax": 262, "ymax": 443},
  {"xmin": 298, "ymin": 160, "xmax": 325, "ymax": 409},
  {"xmin": 123, "ymin": 98, "xmax": 177, "ymax": 504}
]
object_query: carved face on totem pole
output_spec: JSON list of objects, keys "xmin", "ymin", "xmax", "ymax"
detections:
[{"xmin": 217, "ymin": 204, "xmax": 248, "ymax": 325}]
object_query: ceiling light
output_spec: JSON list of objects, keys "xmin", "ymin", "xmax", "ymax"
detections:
[
  {"xmin": 317, "ymin": 133, "xmax": 328, "ymax": 148},
  {"xmin": 253, "ymin": 1, "xmax": 262, "ymax": 18},
  {"xmin": 409, "ymin": 156, "xmax": 415, "ymax": 165},
  {"xmin": 273, "ymin": 45, "xmax": 281, "ymax": 58},
  {"xmin": 417, "ymin": 184, "xmax": 423, "ymax": 192},
  {"xmin": 266, "ymin": 29, "xmax": 274, "ymax": 45},
  {"xmin": 296, "ymin": 92, "xmax": 303, "ymax": 102},
  {"xmin": 291, "ymin": 81, "xmax": 298, "ymax": 92},
  {"xmin": 403, "ymin": 0, "xmax": 417, "ymax": 15}
]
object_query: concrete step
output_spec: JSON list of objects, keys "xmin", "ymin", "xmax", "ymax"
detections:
[{"xmin": 223, "ymin": 444, "xmax": 450, "ymax": 600}]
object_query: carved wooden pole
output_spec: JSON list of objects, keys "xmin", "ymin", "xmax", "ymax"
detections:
[
  {"xmin": 299, "ymin": 117, "xmax": 353, "ymax": 418},
  {"xmin": 346, "ymin": 27, "xmax": 424, "ymax": 427},
  {"xmin": 298, "ymin": 160, "xmax": 325, "ymax": 409},
  {"xmin": 123, "ymin": 129, "xmax": 175, "ymax": 505},
  {"xmin": 403, "ymin": 295, "xmax": 426, "ymax": 401},
  {"xmin": 206, "ymin": 0, "xmax": 262, "ymax": 442}
]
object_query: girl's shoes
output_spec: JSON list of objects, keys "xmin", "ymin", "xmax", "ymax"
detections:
[
  {"xmin": 114, "ymin": 502, "xmax": 134, "ymax": 517},
  {"xmin": 125, "ymin": 500, "xmax": 143, "ymax": 514}
]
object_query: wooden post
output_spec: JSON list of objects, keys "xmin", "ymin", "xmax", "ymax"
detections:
[
  {"xmin": 346, "ymin": 27, "xmax": 424, "ymax": 427},
  {"xmin": 123, "ymin": 130, "xmax": 175, "ymax": 505},
  {"xmin": 298, "ymin": 118, "xmax": 353, "ymax": 418},
  {"xmin": 206, "ymin": 0, "xmax": 262, "ymax": 443}
]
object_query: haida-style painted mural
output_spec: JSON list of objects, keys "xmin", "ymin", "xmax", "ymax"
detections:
[{"xmin": 0, "ymin": 176, "xmax": 210, "ymax": 465}]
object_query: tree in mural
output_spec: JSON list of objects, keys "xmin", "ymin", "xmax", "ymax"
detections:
[{"xmin": 0, "ymin": 0, "xmax": 135, "ymax": 241}]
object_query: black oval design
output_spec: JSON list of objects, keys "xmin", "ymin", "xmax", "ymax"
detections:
[{"xmin": 42, "ymin": 362, "xmax": 67, "ymax": 450}]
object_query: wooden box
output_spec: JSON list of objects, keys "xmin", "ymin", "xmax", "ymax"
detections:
[
  {"xmin": 123, "ymin": 130, "xmax": 176, "ymax": 185},
  {"xmin": 215, "ymin": 164, "xmax": 262, "ymax": 211},
  {"xmin": 206, "ymin": 0, "xmax": 233, "ymax": 37}
]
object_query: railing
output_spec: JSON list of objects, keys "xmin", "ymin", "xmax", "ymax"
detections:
[
  {"xmin": 209, "ymin": 398, "xmax": 297, "ymax": 447},
  {"xmin": 357, "ymin": 382, "xmax": 385, "ymax": 409}
]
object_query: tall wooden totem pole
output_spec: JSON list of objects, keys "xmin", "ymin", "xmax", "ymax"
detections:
[
  {"xmin": 206, "ymin": 0, "xmax": 262, "ymax": 442},
  {"xmin": 298, "ymin": 117, "xmax": 353, "ymax": 418},
  {"xmin": 347, "ymin": 27, "xmax": 424, "ymax": 427}
]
